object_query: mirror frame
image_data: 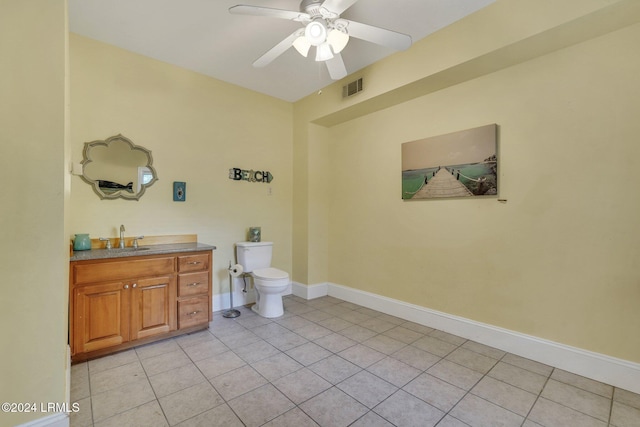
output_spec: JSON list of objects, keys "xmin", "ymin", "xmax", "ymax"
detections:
[{"xmin": 80, "ymin": 134, "xmax": 158, "ymax": 200}]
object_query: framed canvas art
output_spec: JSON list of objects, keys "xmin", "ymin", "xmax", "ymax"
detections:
[{"xmin": 402, "ymin": 124, "xmax": 498, "ymax": 199}]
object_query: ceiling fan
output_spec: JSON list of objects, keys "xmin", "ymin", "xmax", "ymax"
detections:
[{"xmin": 229, "ymin": 0, "xmax": 412, "ymax": 80}]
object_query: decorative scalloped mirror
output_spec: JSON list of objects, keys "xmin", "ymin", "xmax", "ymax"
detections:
[{"xmin": 81, "ymin": 134, "xmax": 158, "ymax": 200}]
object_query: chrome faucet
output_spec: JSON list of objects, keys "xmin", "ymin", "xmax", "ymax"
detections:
[
  {"xmin": 132, "ymin": 236, "xmax": 144, "ymax": 249},
  {"xmin": 119, "ymin": 224, "xmax": 125, "ymax": 248},
  {"xmin": 99, "ymin": 237, "xmax": 112, "ymax": 249}
]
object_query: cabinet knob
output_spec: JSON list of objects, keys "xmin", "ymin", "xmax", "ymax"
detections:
[
  {"xmin": 187, "ymin": 282, "xmax": 200, "ymax": 287},
  {"xmin": 187, "ymin": 311, "xmax": 200, "ymax": 316},
  {"xmin": 132, "ymin": 283, "xmax": 137, "ymax": 288},
  {"xmin": 187, "ymin": 261, "xmax": 201, "ymax": 265},
  {"xmin": 123, "ymin": 284, "xmax": 129, "ymax": 289}
]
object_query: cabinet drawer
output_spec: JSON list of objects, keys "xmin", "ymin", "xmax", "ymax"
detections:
[
  {"xmin": 178, "ymin": 296, "xmax": 209, "ymax": 329},
  {"xmin": 177, "ymin": 272, "xmax": 209, "ymax": 297},
  {"xmin": 73, "ymin": 257, "xmax": 175, "ymax": 285},
  {"xmin": 178, "ymin": 253, "xmax": 209, "ymax": 273}
]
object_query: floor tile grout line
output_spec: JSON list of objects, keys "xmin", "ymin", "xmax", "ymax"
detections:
[
  {"xmin": 366, "ymin": 387, "xmax": 423, "ymax": 426},
  {"xmin": 349, "ymin": 310, "xmax": 582, "ymax": 427},
  {"xmin": 74, "ymin": 296, "xmax": 632, "ymax": 427},
  {"xmin": 85, "ymin": 301, "xmax": 378, "ymax": 426},
  {"xmin": 434, "ymin": 351, "xmax": 495, "ymax": 426},
  {"xmin": 86, "ymin": 350, "xmax": 164, "ymax": 427},
  {"xmin": 137, "ymin": 348, "xmax": 172, "ymax": 427},
  {"xmin": 533, "ymin": 376, "xmax": 615, "ymax": 425},
  {"xmin": 247, "ymin": 314, "xmax": 477, "ymax": 426},
  {"xmin": 198, "ymin": 344, "xmax": 253, "ymax": 426},
  {"xmin": 221, "ymin": 315, "xmax": 350, "ymax": 427},
  {"xmin": 308, "ymin": 307, "xmax": 462, "ymax": 425},
  {"xmin": 546, "ymin": 372, "xmax": 616, "ymax": 400},
  {"xmin": 100, "ymin": 306, "xmax": 426, "ymax": 425},
  {"xmin": 213, "ymin": 315, "xmax": 369, "ymax": 424},
  {"xmin": 607, "ymin": 391, "xmax": 614, "ymax": 426},
  {"xmin": 252, "ymin": 307, "xmax": 411, "ymax": 424},
  {"xmin": 181, "ymin": 322, "xmax": 259, "ymax": 427},
  {"xmin": 335, "ymin": 310, "xmax": 535, "ymax": 426},
  {"xmin": 465, "ymin": 363, "xmax": 546, "ymax": 421},
  {"xmin": 136, "ymin": 347, "xmax": 170, "ymax": 426},
  {"xmin": 142, "ymin": 329, "xmax": 228, "ymax": 426},
  {"xmin": 86, "ymin": 362, "xmax": 96, "ymax": 427},
  {"xmin": 100, "ymin": 325, "xmax": 391, "ymax": 425},
  {"xmin": 435, "ymin": 413, "xmax": 471, "ymax": 427},
  {"xmin": 521, "ymin": 367, "xmax": 554, "ymax": 426}
]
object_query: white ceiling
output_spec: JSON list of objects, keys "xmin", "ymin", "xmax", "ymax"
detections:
[{"xmin": 68, "ymin": 0, "xmax": 494, "ymax": 102}]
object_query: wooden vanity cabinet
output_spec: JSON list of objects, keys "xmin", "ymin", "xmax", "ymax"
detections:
[{"xmin": 70, "ymin": 250, "xmax": 212, "ymax": 361}]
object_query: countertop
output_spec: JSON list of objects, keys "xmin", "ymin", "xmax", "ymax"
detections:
[{"xmin": 70, "ymin": 242, "xmax": 216, "ymax": 262}]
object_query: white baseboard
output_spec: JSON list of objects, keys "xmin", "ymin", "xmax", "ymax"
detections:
[
  {"xmin": 214, "ymin": 290, "xmax": 257, "ymax": 312},
  {"xmin": 214, "ymin": 280, "xmax": 293, "ymax": 312},
  {"xmin": 16, "ymin": 413, "xmax": 68, "ymax": 427},
  {"xmin": 292, "ymin": 281, "xmax": 328, "ymax": 300},
  {"xmin": 325, "ymin": 282, "xmax": 640, "ymax": 394}
]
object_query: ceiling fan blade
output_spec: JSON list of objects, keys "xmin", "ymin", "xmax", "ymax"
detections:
[
  {"xmin": 343, "ymin": 20, "xmax": 412, "ymax": 51},
  {"xmin": 325, "ymin": 53, "xmax": 348, "ymax": 80},
  {"xmin": 229, "ymin": 5, "xmax": 310, "ymax": 22},
  {"xmin": 319, "ymin": 0, "xmax": 359, "ymax": 15},
  {"xmin": 253, "ymin": 30, "xmax": 303, "ymax": 68}
]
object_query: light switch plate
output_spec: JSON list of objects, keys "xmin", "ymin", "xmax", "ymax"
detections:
[{"xmin": 173, "ymin": 181, "xmax": 186, "ymax": 202}]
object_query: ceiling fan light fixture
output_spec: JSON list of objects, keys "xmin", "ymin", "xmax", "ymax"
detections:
[
  {"xmin": 315, "ymin": 42, "xmax": 334, "ymax": 62},
  {"xmin": 293, "ymin": 36, "xmax": 311, "ymax": 57},
  {"xmin": 327, "ymin": 28, "xmax": 349, "ymax": 54},
  {"xmin": 305, "ymin": 19, "xmax": 327, "ymax": 46}
]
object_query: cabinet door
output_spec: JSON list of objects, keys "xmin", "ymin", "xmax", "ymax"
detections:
[
  {"xmin": 130, "ymin": 275, "xmax": 177, "ymax": 340},
  {"xmin": 75, "ymin": 281, "xmax": 130, "ymax": 353}
]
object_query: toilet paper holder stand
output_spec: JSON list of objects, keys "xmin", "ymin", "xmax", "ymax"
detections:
[{"xmin": 223, "ymin": 262, "xmax": 243, "ymax": 318}]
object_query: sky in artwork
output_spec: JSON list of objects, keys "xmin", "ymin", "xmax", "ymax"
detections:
[{"xmin": 402, "ymin": 124, "xmax": 496, "ymax": 170}]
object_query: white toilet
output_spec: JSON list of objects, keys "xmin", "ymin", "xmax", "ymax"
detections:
[{"xmin": 235, "ymin": 241, "xmax": 289, "ymax": 318}]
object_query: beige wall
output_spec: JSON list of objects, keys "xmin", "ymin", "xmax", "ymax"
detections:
[
  {"xmin": 293, "ymin": 0, "xmax": 640, "ymax": 363},
  {"xmin": 69, "ymin": 34, "xmax": 294, "ymax": 296},
  {"xmin": 0, "ymin": 1, "xmax": 69, "ymax": 426}
]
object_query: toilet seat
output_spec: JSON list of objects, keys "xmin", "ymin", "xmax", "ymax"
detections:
[{"xmin": 252, "ymin": 267, "xmax": 289, "ymax": 282}]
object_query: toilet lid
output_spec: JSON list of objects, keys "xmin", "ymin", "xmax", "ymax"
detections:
[{"xmin": 253, "ymin": 267, "xmax": 289, "ymax": 280}]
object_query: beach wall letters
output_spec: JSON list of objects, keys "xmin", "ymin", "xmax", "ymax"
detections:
[{"xmin": 229, "ymin": 168, "xmax": 273, "ymax": 183}]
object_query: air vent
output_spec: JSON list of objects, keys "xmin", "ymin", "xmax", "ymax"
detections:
[{"xmin": 343, "ymin": 78, "xmax": 363, "ymax": 98}]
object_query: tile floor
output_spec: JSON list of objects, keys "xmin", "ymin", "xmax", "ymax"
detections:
[{"xmin": 70, "ymin": 295, "xmax": 640, "ymax": 427}]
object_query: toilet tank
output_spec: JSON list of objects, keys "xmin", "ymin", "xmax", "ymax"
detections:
[{"xmin": 236, "ymin": 241, "xmax": 273, "ymax": 273}]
